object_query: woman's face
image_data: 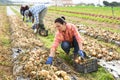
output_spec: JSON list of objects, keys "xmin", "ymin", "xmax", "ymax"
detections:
[{"xmin": 55, "ymin": 22, "xmax": 66, "ymax": 31}]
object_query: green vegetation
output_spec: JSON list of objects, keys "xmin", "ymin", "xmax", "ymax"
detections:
[
  {"xmin": 49, "ymin": 6, "xmax": 120, "ymax": 25},
  {"xmin": 0, "ymin": 36, "xmax": 10, "ymax": 47},
  {"xmin": 0, "ymin": 7, "xmax": 11, "ymax": 47},
  {"xmin": 49, "ymin": 10, "xmax": 120, "ymax": 34},
  {"xmin": 0, "ymin": 6, "xmax": 14, "ymax": 80},
  {"xmin": 77, "ymin": 65, "xmax": 114, "ymax": 80},
  {"xmin": 38, "ymin": 33, "xmax": 54, "ymax": 48},
  {"xmin": 50, "ymin": 6, "xmax": 120, "ymax": 17},
  {"xmin": 0, "ymin": 61, "xmax": 11, "ymax": 66},
  {"xmin": 49, "ymin": 10, "xmax": 120, "ymax": 25}
]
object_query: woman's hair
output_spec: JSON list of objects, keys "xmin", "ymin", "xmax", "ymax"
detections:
[{"xmin": 54, "ymin": 16, "xmax": 66, "ymax": 24}]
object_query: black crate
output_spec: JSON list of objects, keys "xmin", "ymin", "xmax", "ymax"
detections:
[
  {"xmin": 74, "ymin": 59, "xmax": 98, "ymax": 73},
  {"xmin": 39, "ymin": 29, "xmax": 48, "ymax": 36}
]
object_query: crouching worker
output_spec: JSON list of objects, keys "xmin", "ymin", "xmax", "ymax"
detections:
[
  {"xmin": 24, "ymin": 4, "xmax": 47, "ymax": 34},
  {"xmin": 46, "ymin": 16, "xmax": 85, "ymax": 64}
]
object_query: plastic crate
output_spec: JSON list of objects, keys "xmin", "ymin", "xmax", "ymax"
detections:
[
  {"xmin": 39, "ymin": 29, "xmax": 48, "ymax": 36},
  {"xmin": 73, "ymin": 58, "xmax": 98, "ymax": 73}
]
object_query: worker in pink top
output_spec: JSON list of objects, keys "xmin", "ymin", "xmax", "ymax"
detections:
[{"xmin": 46, "ymin": 16, "xmax": 85, "ymax": 64}]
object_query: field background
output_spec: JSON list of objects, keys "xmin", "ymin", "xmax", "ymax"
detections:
[{"xmin": 0, "ymin": 4, "xmax": 120, "ymax": 80}]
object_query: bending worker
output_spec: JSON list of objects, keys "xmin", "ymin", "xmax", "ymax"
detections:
[
  {"xmin": 46, "ymin": 16, "xmax": 85, "ymax": 64},
  {"xmin": 24, "ymin": 4, "xmax": 47, "ymax": 33}
]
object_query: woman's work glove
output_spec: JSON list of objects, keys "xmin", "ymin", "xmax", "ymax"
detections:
[
  {"xmin": 78, "ymin": 50, "xmax": 85, "ymax": 58},
  {"xmin": 46, "ymin": 57, "xmax": 53, "ymax": 64}
]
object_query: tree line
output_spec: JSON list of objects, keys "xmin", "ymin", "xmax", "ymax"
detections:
[{"xmin": 103, "ymin": 1, "xmax": 120, "ymax": 7}]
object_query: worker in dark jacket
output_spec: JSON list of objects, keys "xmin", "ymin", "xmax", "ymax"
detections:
[{"xmin": 20, "ymin": 5, "xmax": 29, "ymax": 21}]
